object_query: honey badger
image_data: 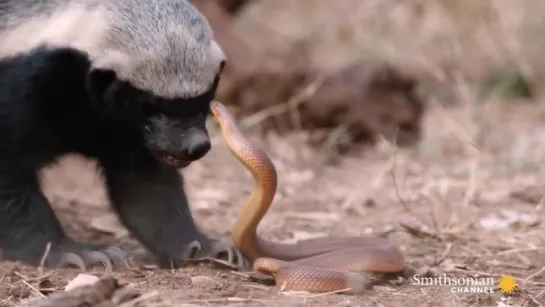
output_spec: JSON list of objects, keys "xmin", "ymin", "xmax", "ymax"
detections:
[{"xmin": 0, "ymin": 0, "xmax": 245, "ymax": 270}]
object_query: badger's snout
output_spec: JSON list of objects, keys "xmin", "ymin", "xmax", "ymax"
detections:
[
  {"xmin": 144, "ymin": 116, "xmax": 211, "ymax": 168},
  {"xmin": 182, "ymin": 129, "xmax": 211, "ymax": 161}
]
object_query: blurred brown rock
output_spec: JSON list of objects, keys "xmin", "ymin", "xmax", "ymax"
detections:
[
  {"xmin": 214, "ymin": 0, "xmax": 255, "ymax": 15},
  {"xmin": 190, "ymin": 0, "xmax": 426, "ymax": 147}
]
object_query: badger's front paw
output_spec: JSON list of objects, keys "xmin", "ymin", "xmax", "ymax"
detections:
[
  {"xmin": 182, "ymin": 239, "xmax": 248, "ymax": 269},
  {"xmin": 2, "ymin": 238, "xmax": 129, "ymax": 272},
  {"xmin": 54, "ymin": 241, "xmax": 129, "ymax": 271}
]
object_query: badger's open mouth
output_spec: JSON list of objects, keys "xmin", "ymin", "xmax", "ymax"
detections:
[{"xmin": 160, "ymin": 154, "xmax": 191, "ymax": 168}]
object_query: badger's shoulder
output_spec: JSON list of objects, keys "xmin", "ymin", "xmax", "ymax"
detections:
[
  {"xmin": 0, "ymin": 0, "xmax": 225, "ymax": 99},
  {"xmin": 0, "ymin": 0, "xmax": 106, "ymax": 59}
]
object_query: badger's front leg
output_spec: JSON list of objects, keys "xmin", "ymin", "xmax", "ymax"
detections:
[
  {"xmin": 100, "ymin": 150, "xmax": 245, "ymax": 269},
  {"xmin": 0, "ymin": 163, "xmax": 127, "ymax": 270}
]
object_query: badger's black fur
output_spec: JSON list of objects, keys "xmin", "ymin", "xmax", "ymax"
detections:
[
  {"xmin": 0, "ymin": 45, "xmax": 241, "ymax": 270},
  {"xmin": 0, "ymin": 0, "xmax": 242, "ymax": 270}
]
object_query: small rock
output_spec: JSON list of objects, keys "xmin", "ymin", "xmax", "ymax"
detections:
[{"xmin": 191, "ymin": 276, "xmax": 222, "ymax": 290}]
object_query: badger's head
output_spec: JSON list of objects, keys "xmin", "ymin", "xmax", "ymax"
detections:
[{"xmin": 85, "ymin": 0, "xmax": 225, "ymax": 168}]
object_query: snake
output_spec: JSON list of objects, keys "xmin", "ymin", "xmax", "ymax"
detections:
[{"xmin": 209, "ymin": 101, "xmax": 406, "ymax": 293}]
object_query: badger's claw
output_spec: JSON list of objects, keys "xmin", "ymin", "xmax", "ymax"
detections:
[
  {"xmin": 59, "ymin": 252, "xmax": 87, "ymax": 271},
  {"xmin": 183, "ymin": 239, "xmax": 248, "ymax": 269},
  {"xmin": 182, "ymin": 240, "xmax": 203, "ymax": 259},
  {"xmin": 102, "ymin": 246, "xmax": 130, "ymax": 266},
  {"xmin": 48, "ymin": 243, "xmax": 130, "ymax": 271},
  {"xmin": 211, "ymin": 241, "xmax": 247, "ymax": 269},
  {"xmin": 81, "ymin": 251, "xmax": 115, "ymax": 271}
]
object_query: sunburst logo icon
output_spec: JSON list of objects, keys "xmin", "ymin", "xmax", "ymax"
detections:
[{"xmin": 498, "ymin": 275, "xmax": 518, "ymax": 294}]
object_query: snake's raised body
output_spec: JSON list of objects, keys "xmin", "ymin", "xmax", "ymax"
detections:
[{"xmin": 210, "ymin": 101, "xmax": 405, "ymax": 293}]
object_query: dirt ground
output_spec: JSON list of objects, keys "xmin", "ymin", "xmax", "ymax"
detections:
[
  {"xmin": 2, "ymin": 101, "xmax": 544, "ymax": 307},
  {"xmin": 2, "ymin": 1, "xmax": 545, "ymax": 306}
]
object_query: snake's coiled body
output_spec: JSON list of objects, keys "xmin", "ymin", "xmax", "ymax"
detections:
[{"xmin": 210, "ymin": 101, "xmax": 405, "ymax": 293}]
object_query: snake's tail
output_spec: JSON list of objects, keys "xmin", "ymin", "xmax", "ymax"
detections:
[
  {"xmin": 275, "ymin": 268, "xmax": 369, "ymax": 294},
  {"xmin": 254, "ymin": 258, "xmax": 370, "ymax": 294}
]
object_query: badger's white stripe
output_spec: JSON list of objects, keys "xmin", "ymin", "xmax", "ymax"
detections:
[
  {"xmin": 0, "ymin": 0, "xmax": 225, "ymax": 99},
  {"xmin": 0, "ymin": 5, "xmax": 108, "ymax": 59}
]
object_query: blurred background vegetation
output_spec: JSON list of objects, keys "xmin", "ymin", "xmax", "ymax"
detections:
[
  {"xmin": 15, "ymin": 2, "xmax": 545, "ymax": 306},
  {"xmin": 191, "ymin": 0, "xmax": 545, "ymax": 161}
]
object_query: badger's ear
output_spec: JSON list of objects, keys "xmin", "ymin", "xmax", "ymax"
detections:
[{"xmin": 87, "ymin": 68, "xmax": 118, "ymax": 107}]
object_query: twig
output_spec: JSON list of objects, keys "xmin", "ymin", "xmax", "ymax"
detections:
[
  {"xmin": 241, "ymin": 76, "xmax": 326, "ymax": 129},
  {"xmin": 306, "ymin": 288, "xmax": 352, "ymax": 297},
  {"xmin": 435, "ymin": 243, "xmax": 453, "ymax": 265},
  {"xmin": 38, "ymin": 242, "xmax": 52, "ymax": 274},
  {"xmin": 177, "ymin": 297, "xmax": 279, "ymax": 304},
  {"xmin": 528, "ymin": 293, "xmax": 544, "ymax": 307},
  {"xmin": 533, "ymin": 288, "xmax": 545, "ymax": 301},
  {"xmin": 28, "ymin": 277, "xmax": 121, "ymax": 307},
  {"xmin": 22, "ymin": 280, "xmax": 46, "ymax": 298},
  {"xmin": 460, "ymin": 156, "xmax": 480, "ymax": 208},
  {"xmin": 389, "ymin": 129, "xmax": 420, "ymax": 221},
  {"xmin": 399, "ymin": 221, "xmax": 441, "ymax": 240},
  {"xmin": 497, "ymin": 247, "xmax": 545, "ymax": 256},
  {"xmin": 525, "ymin": 267, "xmax": 545, "ymax": 282}
]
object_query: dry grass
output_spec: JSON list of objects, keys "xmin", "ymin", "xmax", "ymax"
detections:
[{"xmin": 3, "ymin": 0, "xmax": 545, "ymax": 306}]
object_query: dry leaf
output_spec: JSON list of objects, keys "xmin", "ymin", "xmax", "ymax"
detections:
[
  {"xmin": 479, "ymin": 209, "xmax": 539, "ymax": 229},
  {"xmin": 284, "ymin": 211, "xmax": 340, "ymax": 221},
  {"xmin": 64, "ymin": 273, "xmax": 100, "ymax": 291}
]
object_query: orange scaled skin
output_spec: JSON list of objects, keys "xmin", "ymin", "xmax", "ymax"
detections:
[{"xmin": 210, "ymin": 101, "xmax": 405, "ymax": 293}]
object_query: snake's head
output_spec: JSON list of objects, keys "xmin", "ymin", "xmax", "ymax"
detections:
[{"xmin": 209, "ymin": 101, "xmax": 241, "ymax": 137}]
